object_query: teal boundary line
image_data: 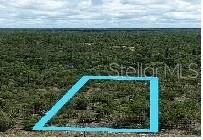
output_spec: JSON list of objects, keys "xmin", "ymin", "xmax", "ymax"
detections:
[{"xmin": 33, "ymin": 76, "xmax": 159, "ymax": 133}]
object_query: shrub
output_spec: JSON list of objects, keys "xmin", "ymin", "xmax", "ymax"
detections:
[
  {"xmin": 23, "ymin": 115, "xmax": 39, "ymax": 131},
  {"xmin": 78, "ymin": 113, "xmax": 94, "ymax": 124},
  {"xmin": 74, "ymin": 97, "xmax": 88, "ymax": 110},
  {"xmin": 0, "ymin": 112, "xmax": 13, "ymax": 132}
]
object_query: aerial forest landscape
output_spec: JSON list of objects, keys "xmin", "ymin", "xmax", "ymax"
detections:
[{"xmin": 0, "ymin": 28, "xmax": 201, "ymax": 136}]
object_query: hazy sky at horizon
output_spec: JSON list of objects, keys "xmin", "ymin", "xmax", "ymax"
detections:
[{"xmin": 0, "ymin": 0, "xmax": 201, "ymax": 28}]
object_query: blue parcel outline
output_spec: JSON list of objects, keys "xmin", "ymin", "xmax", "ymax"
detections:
[{"xmin": 33, "ymin": 76, "xmax": 159, "ymax": 133}]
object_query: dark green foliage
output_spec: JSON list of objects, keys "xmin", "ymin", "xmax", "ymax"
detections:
[
  {"xmin": 23, "ymin": 116, "xmax": 40, "ymax": 131},
  {"xmin": 0, "ymin": 29, "xmax": 200, "ymax": 136},
  {"xmin": 78, "ymin": 113, "xmax": 94, "ymax": 124},
  {"xmin": 74, "ymin": 97, "xmax": 89, "ymax": 110},
  {"xmin": 0, "ymin": 112, "xmax": 13, "ymax": 132}
]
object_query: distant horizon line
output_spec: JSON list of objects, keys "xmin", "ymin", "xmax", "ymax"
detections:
[
  {"xmin": 0, "ymin": 27, "xmax": 200, "ymax": 29},
  {"xmin": 0, "ymin": 28, "xmax": 200, "ymax": 32}
]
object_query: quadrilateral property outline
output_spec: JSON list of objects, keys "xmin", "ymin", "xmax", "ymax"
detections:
[{"xmin": 33, "ymin": 76, "xmax": 159, "ymax": 133}]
